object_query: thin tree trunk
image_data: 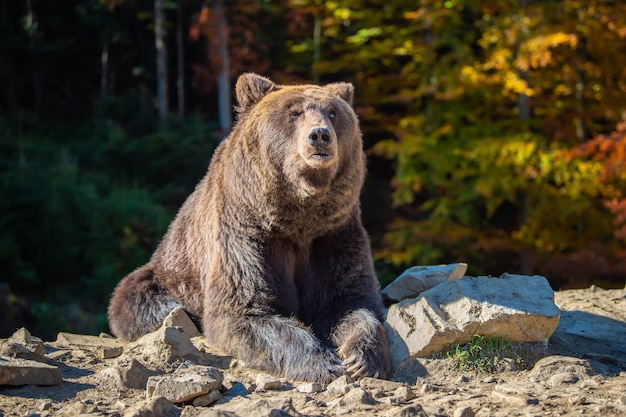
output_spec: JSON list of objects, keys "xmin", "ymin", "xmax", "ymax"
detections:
[
  {"xmin": 101, "ymin": 41, "xmax": 109, "ymax": 100},
  {"xmin": 155, "ymin": 0, "xmax": 168, "ymax": 124},
  {"xmin": 176, "ymin": 0, "xmax": 185, "ymax": 118},
  {"xmin": 518, "ymin": 0, "xmax": 532, "ymax": 275},
  {"xmin": 214, "ymin": 0, "xmax": 231, "ymax": 136},
  {"xmin": 312, "ymin": 2, "xmax": 321, "ymax": 84}
]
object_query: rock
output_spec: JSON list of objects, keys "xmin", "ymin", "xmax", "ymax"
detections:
[
  {"xmin": 162, "ymin": 307, "xmax": 202, "ymax": 338},
  {"xmin": 359, "ymin": 377, "xmax": 405, "ymax": 392},
  {"xmin": 383, "ymin": 404, "xmax": 428, "ymax": 417},
  {"xmin": 0, "ymin": 356, "xmax": 62, "ymax": 386},
  {"xmin": 147, "ymin": 362, "xmax": 223, "ymax": 403},
  {"xmin": 296, "ymin": 382, "xmax": 322, "ymax": 393},
  {"xmin": 0, "ymin": 328, "xmax": 47, "ymax": 363},
  {"xmin": 330, "ymin": 387, "xmax": 377, "ymax": 412},
  {"xmin": 192, "ymin": 390, "xmax": 222, "ymax": 407},
  {"xmin": 529, "ymin": 356, "xmax": 595, "ymax": 386},
  {"xmin": 212, "ymin": 397, "xmax": 302, "ymax": 417},
  {"xmin": 255, "ymin": 373, "xmax": 282, "ymax": 391},
  {"xmin": 452, "ymin": 405, "xmax": 475, "ymax": 417},
  {"xmin": 326, "ymin": 374, "xmax": 356, "ymax": 395},
  {"xmin": 392, "ymin": 385, "xmax": 416, "ymax": 402},
  {"xmin": 133, "ymin": 326, "xmax": 203, "ymax": 368},
  {"xmin": 54, "ymin": 332, "xmax": 124, "ymax": 359},
  {"xmin": 385, "ymin": 274, "xmax": 560, "ymax": 366},
  {"xmin": 381, "ymin": 263, "xmax": 467, "ymax": 304},
  {"xmin": 123, "ymin": 396, "xmax": 180, "ymax": 417},
  {"xmin": 99, "ymin": 357, "xmax": 158, "ymax": 390}
]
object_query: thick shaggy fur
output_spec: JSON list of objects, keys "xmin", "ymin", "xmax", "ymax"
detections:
[{"xmin": 107, "ymin": 73, "xmax": 391, "ymax": 383}]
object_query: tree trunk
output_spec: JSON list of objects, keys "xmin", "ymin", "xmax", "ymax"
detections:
[
  {"xmin": 214, "ymin": 0, "xmax": 231, "ymax": 136},
  {"xmin": 154, "ymin": 0, "xmax": 168, "ymax": 124},
  {"xmin": 101, "ymin": 41, "xmax": 109, "ymax": 100},
  {"xmin": 176, "ymin": 0, "xmax": 185, "ymax": 118}
]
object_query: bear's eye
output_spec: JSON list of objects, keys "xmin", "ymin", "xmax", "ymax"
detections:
[
  {"xmin": 289, "ymin": 110, "xmax": 303, "ymax": 120},
  {"xmin": 329, "ymin": 110, "xmax": 336, "ymax": 120}
]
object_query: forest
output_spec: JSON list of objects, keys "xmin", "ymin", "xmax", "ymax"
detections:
[{"xmin": 1, "ymin": 0, "xmax": 625, "ymax": 339}]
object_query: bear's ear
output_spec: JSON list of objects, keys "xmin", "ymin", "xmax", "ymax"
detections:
[
  {"xmin": 324, "ymin": 82, "xmax": 354, "ymax": 106},
  {"xmin": 235, "ymin": 73, "xmax": 275, "ymax": 112}
]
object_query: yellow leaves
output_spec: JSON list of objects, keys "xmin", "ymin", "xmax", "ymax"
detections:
[
  {"xmin": 516, "ymin": 32, "xmax": 578, "ymax": 71},
  {"xmin": 346, "ymin": 27, "xmax": 382, "ymax": 45}
]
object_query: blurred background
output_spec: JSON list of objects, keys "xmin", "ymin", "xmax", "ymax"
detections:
[{"xmin": 1, "ymin": 0, "xmax": 625, "ymax": 339}]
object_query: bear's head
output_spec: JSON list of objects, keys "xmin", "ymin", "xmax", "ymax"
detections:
[{"xmin": 234, "ymin": 73, "xmax": 364, "ymax": 201}]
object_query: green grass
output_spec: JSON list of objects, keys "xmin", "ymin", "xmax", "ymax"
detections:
[{"xmin": 445, "ymin": 334, "xmax": 525, "ymax": 373}]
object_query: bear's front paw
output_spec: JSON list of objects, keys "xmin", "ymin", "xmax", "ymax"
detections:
[
  {"xmin": 297, "ymin": 347, "xmax": 346, "ymax": 384},
  {"xmin": 338, "ymin": 337, "xmax": 391, "ymax": 380}
]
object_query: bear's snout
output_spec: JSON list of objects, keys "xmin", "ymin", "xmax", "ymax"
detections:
[{"xmin": 308, "ymin": 127, "xmax": 332, "ymax": 152}]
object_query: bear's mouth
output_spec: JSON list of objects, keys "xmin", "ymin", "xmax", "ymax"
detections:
[{"xmin": 310, "ymin": 152, "xmax": 332, "ymax": 160}]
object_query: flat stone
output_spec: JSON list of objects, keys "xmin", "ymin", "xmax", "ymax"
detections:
[
  {"xmin": 359, "ymin": 377, "xmax": 405, "ymax": 392},
  {"xmin": 296, "ymin": 382, "xmax": 322, "ymax": 393},
  {"xmin": 385, "ymin": 274, "xmax": 560, "ymax": 366},
  {"xmin": 0, "ymin": 356, "xmax": 62, "ymax": 386},
  {"xmin": 212, "ymin": 397, "xmax": 302, "ymax": 417},
  {"xmin": 381, "ymin": 263, "xmax": 467, "ymax": 304},
  {"xmin": 529, "ymin": 356, "xmax": 595, "ymax": 386},
  {"xmin": 192, "ymin": 389, "xmax": 222, "ymax": 406},
  {"xmin": 255, "ymin": 373, "xmax": 282, "ymax": 391},
  {"xmin": 55, "ymin": 332, "xmax": 124, "ymax": 359},
  {"xmin": 148, "ymin": 362, "xmax": 223, "ymax": 403}
]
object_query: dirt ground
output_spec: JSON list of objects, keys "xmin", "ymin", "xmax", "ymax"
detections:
[{"xmin": 0, "ymin": 285, "xmax": 625, "ymax": 417}]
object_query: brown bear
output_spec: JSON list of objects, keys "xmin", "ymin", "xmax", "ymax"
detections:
[{"xmin": 107, "ymin": 73, "xmax": 391, "ymax": 383}]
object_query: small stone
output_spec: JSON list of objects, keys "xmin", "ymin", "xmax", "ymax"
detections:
[
  {"xmin": 326, "ymin": 374, "xmax": 355, "ymax": 395},
  {"xmin": 122, "ymin": 396, "xmax": 180, "ymax": 417},
  {"xmin": 548, "ymin": 372, "xmax": 579, "ymax": 386},
  {"xmin": 101, "ymin": 346, "xmax": 124, "ymax": 359},
  {"xmin": 381, "ymin": 263, "xmax": 468, "ymax": 304},
  {"xmin": 384, "ymin": 404, "xmax": 429, "ymax": 417},
  {"xmin": 162, "ymin": 307, "xmax": 202, "ymax": 338},
  {"xmin": 453, "ymin": 406, "xmax": 475, "ymax": 417},
  {"xmin": 359, "ymin": 377, "xmax": 405, "ymax": 392},
  {"xmin": 192, "ymin": 390, "xmax": 221, "ymax": 407},
  {"xmin": 393, "ymin": 385, "xmax": 416, "ymax": 402},
  {"xmin": 133, "ymin": 326, "xmax": 202, "ymax": 368},
  {"xmin": 296, "ymin": 382, "xmax": 322, "ymax": 393},
  {"xmin": 99, "ymin": 357, "xmax": 158, "ymax": 390},
  {"xmin": 255, "ymin": 374, "xmax": 282, "ymax": 391},
  {"xmin": 331, "ymin": 387, "xmax": 377, "ymax": 409},
  {"xmin": 529, "ymin": 356, "xmax": 595, "ymax": 386},
  {"xmin": 38, "ymin": 400, "xmax": 53, "ymax": 411},
  {"xmin": 148, "ymin": 362, "xmax": 223, "ymax": 403}
]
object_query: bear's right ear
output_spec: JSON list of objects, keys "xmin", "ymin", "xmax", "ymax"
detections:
[{"xmin": 235, "ymin": 73, "xmax": 275, "ymax": 112}]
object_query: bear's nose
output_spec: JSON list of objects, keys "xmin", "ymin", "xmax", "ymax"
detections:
[{"xmin": 308, "ymin": 127, "xmax": 332, "ymax": 149}]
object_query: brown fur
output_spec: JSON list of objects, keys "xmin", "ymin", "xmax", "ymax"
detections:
[{"xmin": 107, "ymin": 73, "xmax": 391, "ymax": 383}]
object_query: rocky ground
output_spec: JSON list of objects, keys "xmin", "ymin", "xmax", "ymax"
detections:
[{"xmin": 1, "ymin": 285, "xmax": 625, "ymax": 417}]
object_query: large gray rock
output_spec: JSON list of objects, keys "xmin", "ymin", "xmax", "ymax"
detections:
[
  {"xmin": 385, "ymin": 274, "xmax": 560, "ymax": 367},
  {"xmin": 381, "ymin": 263, "xmax": 467, "ymax": 304}
]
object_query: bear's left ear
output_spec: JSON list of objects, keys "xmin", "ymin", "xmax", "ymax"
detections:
[
  {"xmin": 324, "ymin": 82, "xmax": 354, "ymax": 106},
  {"xmin": 235, "ymin": 73, "xmax": 276, "ymax": 112}
]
